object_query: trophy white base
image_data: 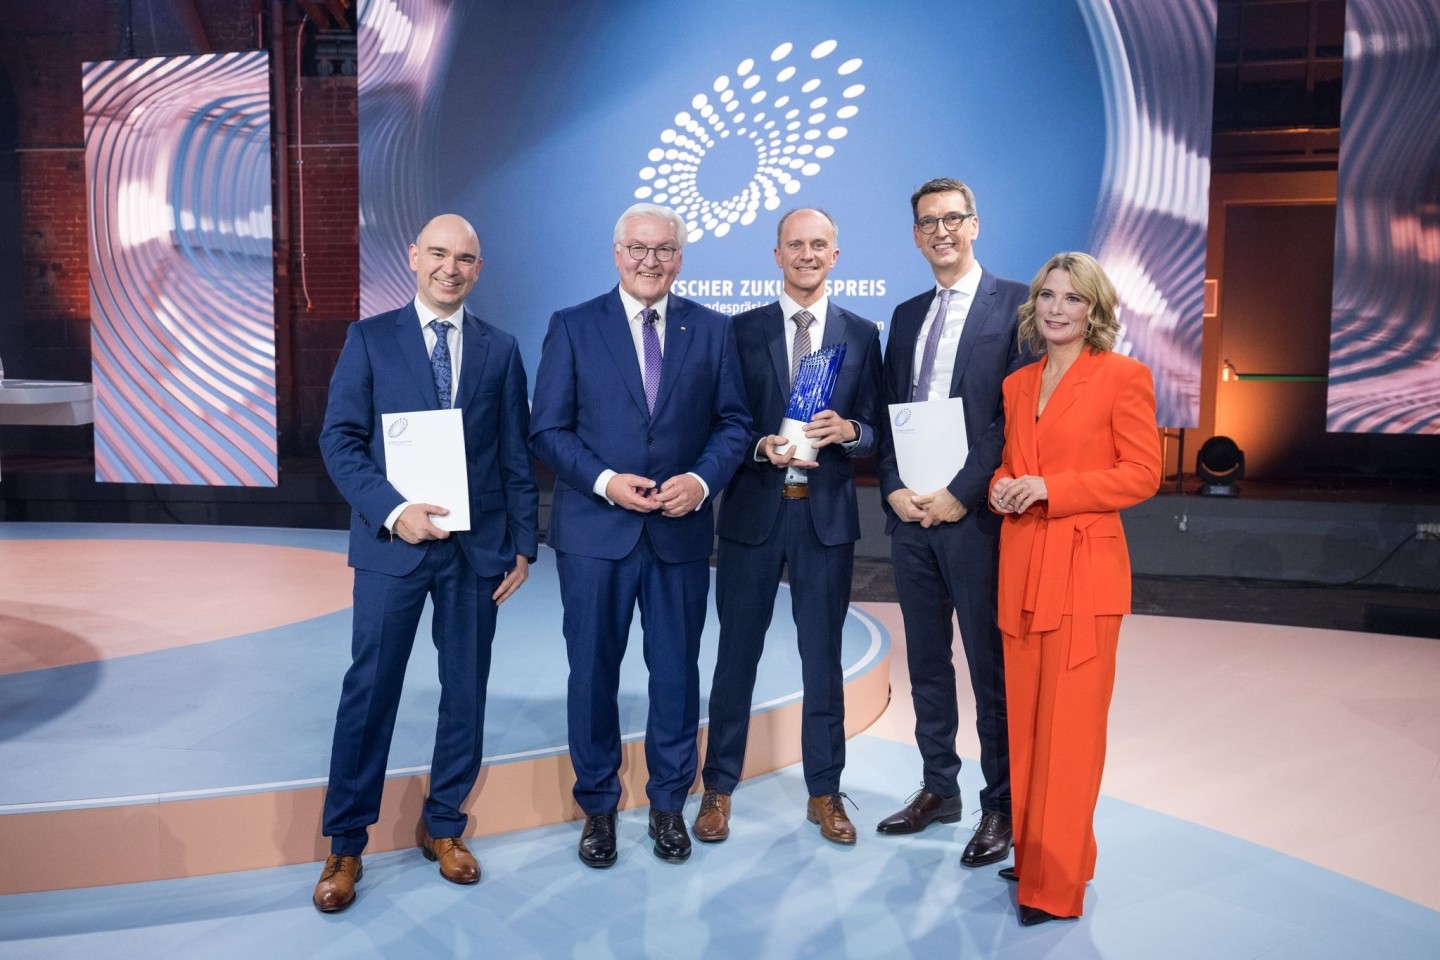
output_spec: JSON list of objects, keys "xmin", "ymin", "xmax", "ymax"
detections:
[{"xmin": 778, "ymin": 417, "xmax": 817, "ymax": 462}]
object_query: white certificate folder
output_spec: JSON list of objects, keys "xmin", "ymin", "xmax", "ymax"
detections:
[
  {"xmin": 381, "ymin": 408, "xmax": 470, "ymax": 532},
  {"xmin": 887, "ymin": 397, "xmax": 969, "ymax": 494}
]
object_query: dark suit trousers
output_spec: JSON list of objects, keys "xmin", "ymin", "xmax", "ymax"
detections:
[
  {"xmin": 557, "ymin": 531, "xmax": 709, "ymax": 815},
  {"xmin": 890, "ymin": 517, "xmax": 1010, "ymax": 815},
  {"xmin": 705, "ymin": 499, "xmax": 852, "ymax": 797},
  {"xmin": 322, "ymin": 538, "xmax": 500, "ymax": 855}
]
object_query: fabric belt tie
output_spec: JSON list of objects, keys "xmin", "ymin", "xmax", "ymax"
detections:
[
  {"xmin": 1031, "ymin": 515, "xmax": 1100, "ymax": 669},
  {"xmin": 781, "ymin": 483, "xmax": 810, "ymax": 499}
]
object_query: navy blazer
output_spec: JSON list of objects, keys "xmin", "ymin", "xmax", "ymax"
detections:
[
  {"xmin": 529, "ymin": 287, "xmax": 752, "ymax": 564},
  {"xmin": 319, "ymin": 303, "xmax": 539, "ymax": 578},
  {"xmin": 717, "ymin": 300, "xmax": 883, "ymax": 548},
  {"xmin": 877, "ymin": 270, "xmax": 1029, "ymax": 534}
]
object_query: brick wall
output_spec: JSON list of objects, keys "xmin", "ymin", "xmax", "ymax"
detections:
[
  {"xmin": 0, "ymin": 0, "xmax": 359, "ymax": 460},
  {"xmin": 283, "ymin": 68, "xmax": 359, "ymax": 457}
]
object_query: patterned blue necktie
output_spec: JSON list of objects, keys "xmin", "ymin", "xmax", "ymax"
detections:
[
  {"xmin": 641, "ymin": 308, "xmax": 661, "ymax": 414},
  {"xmin": 429, "ymin": 319, "xmax": 453, "ymax": 408}
]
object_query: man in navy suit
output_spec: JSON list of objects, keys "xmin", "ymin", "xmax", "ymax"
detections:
[
  {"xmin": 312, "ymin": 214, "xmax": 538, "ymax": 911},
  {"xmin": 875, "ymin": 179, "xmax": 1028, "ymax": 868},
  {"xmin": 530, "ymin": 203, "xmax": 750, "ymax": 867},
  {"xmin": 693, "ymin": 209, "xmax": 882, "ymax": 846}
]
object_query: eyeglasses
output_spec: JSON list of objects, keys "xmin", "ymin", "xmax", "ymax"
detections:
[
  {"xmin": 621, "ymin": 243, "xmax": 679, "ymax": 263},
  {"xmin": 914, "ymin": 212, "xmax": 975, "ymax": 234}
]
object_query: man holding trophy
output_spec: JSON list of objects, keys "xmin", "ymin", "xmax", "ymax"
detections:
[{"xmin": 695, "ymin": 209, "xmax": 883, "ymax": 845}]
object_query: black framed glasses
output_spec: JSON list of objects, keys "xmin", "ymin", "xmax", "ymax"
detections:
[
  {"xmin": 914, "ymin": 212, "xmax": 974, "ymax": 234},
  {"xmin": 621, "ymin": 243, "xmax": 679, "ymax": 262}
]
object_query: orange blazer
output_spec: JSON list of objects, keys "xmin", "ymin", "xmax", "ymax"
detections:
[{"xmin": 991, "ymin": 348, "xmax": 1161, "ymax": 667}]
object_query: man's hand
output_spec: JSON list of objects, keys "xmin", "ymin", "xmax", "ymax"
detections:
[
  {"xmin": 607, "ymin": 473, "xmax": 659, "ymax": 512},
  {"xmin": 886, "ymin": 488, "xmax": 927, "ymax": 523},
  {"xmin": 804, "ymin": 409, "xmax": 857, "ymax": 450},
  {"xmin": 653, "ymin": 473, "xmax": 705, "ymax": 517},
  {"xmin": 492, "ymin": 555, "xmax": 529, "ymax": 605},
  {"xmin": 392, "ymin": 503, "xmax": 451, "ymax": 543},
  {"xmin": 760, "ymin": 435, "xmax": 818, "ymax": 469},
  {"xmin": 912, "ymin": 488, "xmax": 966, "ymax": 528}
]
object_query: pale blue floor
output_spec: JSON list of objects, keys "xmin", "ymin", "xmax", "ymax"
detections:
[
  {"xmin": 0, "ymin": 525, "xmax": 880, "ymax": 807},
  {"xmin": 3, "ymin": 523, "xmax": 1438, "ymax": 957},
  {"xmin": 2, "ymin": 734, "xmax": 1437, "ymax": 959}
]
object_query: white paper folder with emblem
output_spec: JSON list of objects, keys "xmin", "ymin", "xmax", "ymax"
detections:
[
  {"xmin": 380, "ymin": 408, "xmax": 471, "ymax": 532},
  {"xmin": 888, "ymin": 397, "xmax": 969, "ymax": 494}
]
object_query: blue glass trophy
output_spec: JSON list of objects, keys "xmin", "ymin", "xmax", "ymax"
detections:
[{"xmin": 777, "ymin": 342, "xmax": 847, "ymax": 461}]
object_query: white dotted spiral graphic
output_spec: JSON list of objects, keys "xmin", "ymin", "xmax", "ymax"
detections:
[{"xmin": 633, "ymin": 39, "xmax": 866, "ymax": 242}]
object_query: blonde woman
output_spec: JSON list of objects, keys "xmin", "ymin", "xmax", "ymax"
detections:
[{"xmin": 989, "ymin": 252, "xmax": 1161, "ymax": 925}]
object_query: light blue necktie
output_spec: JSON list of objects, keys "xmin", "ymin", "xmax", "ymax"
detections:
[{"xmin": 913, "ymin": 289, "xmax": 953, "ymax": 402}]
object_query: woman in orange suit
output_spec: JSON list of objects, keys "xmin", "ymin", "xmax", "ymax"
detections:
[{"xmin": 988, "ymin": 252, "xmax": 1161, "ymax": 926}]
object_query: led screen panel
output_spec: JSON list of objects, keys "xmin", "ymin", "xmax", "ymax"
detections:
[
  {"xmin": 84, "ymin": 51, "xmax": 278, "ymax": 485},
  {"xmin": 1327, "ymin": 0, "xmax": 1440, "ymax": 434},
  {"xmin": 358, "ymin": 0, "xmax": 1214, "ymax": 427}
]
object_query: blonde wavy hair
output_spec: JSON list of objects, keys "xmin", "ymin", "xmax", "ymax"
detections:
[{"xmin": 1016, "ymin": 251, "xmax": 1120, "ymax": 354}]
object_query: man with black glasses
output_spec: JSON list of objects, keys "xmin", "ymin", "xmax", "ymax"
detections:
[
  {"xmin": 874, "ymin": 179, "xmax": 1028, "ymax": 869},
  {"xmin": 530, "ymin": 203, "xmax": 750, "ymax": 869}
]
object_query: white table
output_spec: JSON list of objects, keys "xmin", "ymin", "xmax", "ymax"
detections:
[
  {"xmin": 0, "ymin": 380, "xmax": 95, "ymax": 481},
  {"xmin": 0, "ymin": 380, "xmax": 95, "ymax": 426}
]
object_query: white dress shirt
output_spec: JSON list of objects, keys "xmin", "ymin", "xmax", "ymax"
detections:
[
  {"xmin": 912, "ymin": 261, "xmax": 982, "ymax": 402},
  {"xmin": 780, "ymin": 291, "xmax": 829, "ymax": 367},
  {"xmin": 416, "ymin": 296, "xmax": 464, "ymax": 405}
]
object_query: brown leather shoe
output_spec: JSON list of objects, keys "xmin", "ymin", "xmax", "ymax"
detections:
[
  {"xmin": 693, "ymin": 789, "xmax": 731, "ymax": 843},
  {"xmin": 312, "ymin": 854, "xmax": 362, "ymax": 912},
  {"xmin": 875, "ymin": 787, "xmax": 962, "ymax": 835},
  {"xmin": 806, "ymin": 793, "xmax": 857, "ymax": 844},
  {"xmin": 420, "ymin": 834, "xmax": 481, "ymax": 884}
]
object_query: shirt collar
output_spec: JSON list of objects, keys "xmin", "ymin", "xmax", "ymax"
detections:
[
  {"xmin": 936, "ymin": 261, "xmax": 983, "ymax": 300},
  {"xmin": 618, "ymin": 287, "xmax": 667, "ymax": 324},
  {"xmin": 779, "ymin": 292, "xmax": 828, "ymax": 325},
  {"xmin": 414, "ymin": 296, "xmax": 465, "ymax": 328}
]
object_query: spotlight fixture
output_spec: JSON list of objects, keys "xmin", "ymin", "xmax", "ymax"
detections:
[{"xmin": 1196, "ymin": 435, "xmax": 1244, "ymax": 497}]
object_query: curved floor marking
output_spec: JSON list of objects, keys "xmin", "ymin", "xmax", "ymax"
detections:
[{"xmin": 0, "ymin": 539, "xmax": 352, "ymax": 674}]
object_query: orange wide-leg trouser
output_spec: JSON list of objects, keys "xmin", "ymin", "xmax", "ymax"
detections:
[{"xmin": 1004, "ymin": 611, "xmax": 1122, "ymax": 918}]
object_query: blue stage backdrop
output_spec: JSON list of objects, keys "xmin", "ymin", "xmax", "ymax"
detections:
[
  {"xmin": 358, "ymin": 0, "xmax": 1214, "ymax": 427},
  {"xmin": 1327, "ymin": 0, "xmax": 1440, "ymax": 435}
]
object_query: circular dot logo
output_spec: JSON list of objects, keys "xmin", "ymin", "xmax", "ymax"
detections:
[
  {"xmin": 633, "ymin": 39, "xmax": 866, "ymax": 243},
  {"xmin": 387, "ymin": 417, "xmax": 409, "ymax": 439}
]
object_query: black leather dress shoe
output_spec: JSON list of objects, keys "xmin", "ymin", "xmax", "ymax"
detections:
[
  {"xmin": 648, "ymin": 808, "xmax": 692, "ymax": 863},
  {"xmin": 578, "ymin": 812, "xmax": 618, "ymax": 868},
  {"xmin": 1019, "ymin": 904, "xmax": 1077, "ymax": 926},
  {"xmin": 875, "ymin": 787, "xmax": 963, "ymax": 835},
  {"xmin": 998, "ymin": 866, "xmax": 1019, "ymax": 882},
  {"xmin": 961, "ymin": 810, "xmax": 1013, "ymax": 866}
]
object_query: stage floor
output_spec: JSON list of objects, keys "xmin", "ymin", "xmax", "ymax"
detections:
[{"xmin": 1, "ymin": 522, "xmax": 1438, "ymax": 958}]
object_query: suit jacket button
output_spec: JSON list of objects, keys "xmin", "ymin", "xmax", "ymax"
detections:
[{"xmin": 647, "ymin": 435, "xmax": 655, "ymax": 444}]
